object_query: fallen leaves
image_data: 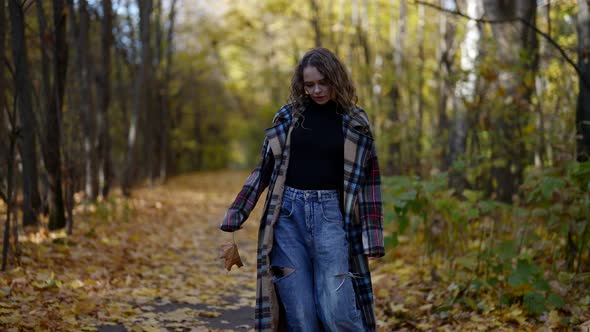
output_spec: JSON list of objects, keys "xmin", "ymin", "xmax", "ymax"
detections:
[{"xmin": 0, "ymin": 171, "xmax": 260, "ymax": 331}]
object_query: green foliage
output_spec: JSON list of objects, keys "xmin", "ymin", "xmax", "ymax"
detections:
[
  {"xmin": 522, "ymin": 161, "xmax": 590, "ymax": 272},
  {"xmin": 382, "ymin": 162, "xmax": 590, "ymax": 318}
]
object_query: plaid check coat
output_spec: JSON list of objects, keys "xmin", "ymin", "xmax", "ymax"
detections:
[{"xmin": 221, "ymin": 103, "xmax": 384, "ymax": 332}]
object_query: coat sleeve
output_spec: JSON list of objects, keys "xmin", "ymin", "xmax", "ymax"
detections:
[
  {"xmin": 358, "ymin": 141, "xmax": 385, "ymax": 257},
  {"xmin": 220, "ymin": 136, "xmax": 274, "ymax": 232}
]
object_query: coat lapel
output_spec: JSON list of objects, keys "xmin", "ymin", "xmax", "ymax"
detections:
[{"xmin": 342, "ymin": 108, "xmax": 374, "ymax": 220}]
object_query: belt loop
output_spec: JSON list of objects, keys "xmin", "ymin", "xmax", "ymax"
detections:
[{"xmin": 318, "ymin": 190, "xmax": 322, "ymax": 202}]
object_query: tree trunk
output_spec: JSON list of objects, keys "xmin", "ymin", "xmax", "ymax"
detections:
[
  {"xmin": 483, "ymin": 0, "xmax": 539, "ymax": 202},
  {"xmin": 8, "ymin": 0, "xmax": 41, "ymax": 226},
  {"xmin": 309, "ymin": 0, "xmax": 322, "ymax": 47},
  {"xmin": 2, "ymin": 126, "xmax": 16, "ymax": 271},
  {"xmin": 358, "ymin": 0, "xmax": 372, "ymax": 110},
  {"xmin": 332, "ymin": 0, "xmax": 346, "ymax": 56},
  {"xmin": 385, "ymin": 0, "xmax": 406, "ymax": 175},
  {"xmin": 0, "ymin": 0, "xmax": 6, "ymax": 158},
  {"xmin": 159, "ymin": 0, "xmax": 177, "ymax": 182},
  {"xmin": 415, "ymin": 3, "xmax": 425, "ymax": 173},
  {"xmin": 44, "ymin": 0, "xmax": 68, "ymax": 230},
  {"xmin": 35, "ymin": 0, "xmax": 51, "ymax": 122},
  {"xmin": 534, "ymin": 2, "xmax": 550, "ymax": 167},
  {"xmin": 436, "ymin": 0, "xmax": 458, "ymax": 172},
  {"xmin": 123, "ymin": 0, "xmax": 152, "ymax": 195},
  {"xmin": 79, "ymin": 0, "xmax": 98, "ymax": 201},
  {"xmin": 577, "ymin": 0, "xmax": 590, "ymax": 161},
  {"xmin": 154, "ymin": 0, "xmax": 164, "ymax": 182},
  {"xmin": 35, "ymin": 0, "xmax": 50, "ymax": 217},
  {"xmin": 140, "ymin": 0, "xmax": 154, "ymax": 183},
  {"xmin": 449, "ymin": 0, "xmax": 482, "ymax": 193},
  {"xmin": 97, "ymin": 0, "xmax": 113, "ymax": 197},
  {"xmin": 1, "ymin": 0, "xmax": 12, "ymax": 270}
]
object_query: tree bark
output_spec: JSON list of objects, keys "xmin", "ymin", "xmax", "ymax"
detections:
[
  {"xmin": 35, "ymin": 0, "xmax": 51, "ymax": 122},
  {"xmin": 1, "ymin": 0, "xmax": 12, "ymax": 271},
  {"xmin": 97, "ymin": 0, "xmax": 113, "ymax": 197},
  {"xmin": 358, "ymin": 0, "xmax": 372, "ymax": 108},
  {"xmin": 8, "ymin": 0, "xmax": 41, "ymax": 226},
  {"xmin": 309, "ymin": 0, "xmax": 322, "ymax": 47},
  {"xmin": 0, "ymin": 0, "xmax": 6, "ymax": 158},
  {"xmin": 79, "ymin": 0, "xmax": 99, "ymax": 201},
  {"xmin": 449, "ymin": 0, "xmax": 482, "ymax": 193},
  {"xmin": 483, "ymin": 0, "xmax": 539, "ymax": 202},
  {"xmin": 416, "ymin": 3, "xmax": 425, "ymax": 172},
  {"xmin": 436, "ymin": 0, "xmax": 458, "ymax": 172},
  {"xmin": 140, "ymin": 0, "xmax": 154, "ymax": 183},
  {"xmin": 2, "ymin": 124, "xmax": 16, "ymax": 271},
  {"xmin": 577, "ymin": 0, "xmax": 590, "ymax": 161},
  {"xmin": 154, "ymin": 0, "xmax": 165, "ymax": 182},
  {"xmin": 385, "ymin": 0, "xmax": 406, "ymax": 175},
  {"xmin": 45, "ymin": 0, "xmax": 68, "ymax": 230},
  {"xmin": 123, "ymin": 0, "xmax": 152, "ymax": 195},
  {"xmin": 159, "ymin": 0, "xmax": 177, "ymax": 182}
]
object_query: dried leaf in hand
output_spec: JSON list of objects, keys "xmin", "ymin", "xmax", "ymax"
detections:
[{"xmin": 219, "ymin": 242, "xmax": 243, "ymax": 271}]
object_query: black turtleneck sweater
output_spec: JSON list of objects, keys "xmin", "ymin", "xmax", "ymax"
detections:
[{"xmin": 285, "ymin": 100, "xmax": 344, "ymax": 190}]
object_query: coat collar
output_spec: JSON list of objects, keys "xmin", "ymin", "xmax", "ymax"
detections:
[
  {"xmin": 264, "ymin": 103, "xmax": 374, "ymax": 158},
  {"xmin": 269, "ymin": 103, "xmax": 373, "ymax": 139}
]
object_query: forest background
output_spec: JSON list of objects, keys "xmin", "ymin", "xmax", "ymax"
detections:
[{"xmin": 1, "ymin": 0, "xmax": 590, "ymax": 330}]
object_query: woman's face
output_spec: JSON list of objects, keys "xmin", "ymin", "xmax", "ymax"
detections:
[{"xmin": 303, "ymin": 66, "xmax": 332, "ymax": 105}]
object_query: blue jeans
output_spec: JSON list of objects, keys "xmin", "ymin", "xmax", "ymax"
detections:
[{"xmin": 270, "ymin": 186, "xmax": 364, "ymax": 332}]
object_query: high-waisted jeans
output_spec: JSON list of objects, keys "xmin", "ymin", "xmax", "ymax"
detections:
[{"xmin": 270, "ymin": 186, "xmax": 365, "ymax": 332}]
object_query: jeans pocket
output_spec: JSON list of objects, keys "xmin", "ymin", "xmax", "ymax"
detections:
[
  {"xmin": 279, "ymin": 197, "xmax": 294, "ymax": 217},
  {"xmin": 320, "ymin": 199, "xmax": 343, "ymax": 223}
]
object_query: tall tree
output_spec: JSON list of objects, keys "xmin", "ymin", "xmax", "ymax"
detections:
[
  {"xmin": 79, "ymin": 0, "xmax": 99, "ymax": 200},
  {"xmin": 415, "ymin": 3, "xmax": 425, "ymax": 172},
  {"xmin": 35, "ymin": 0, "xmax": 51, "ymax": 121},
  {"xmin": 1, "ymin": 0, "xmax": 11, "ymax": 272},
  {"xmin": 97, "ymin": 0, "xmax": 113, "ymax": 196},
  {"xmin": 45, "ymin": 0, "xmax": 68, "ymax": 230},
  {"xmin": 357, "ymin": 0, "xmax": 372, "ymax": 109},
  {"xmin": 123, "ymin": 0, "xmax": 153, "ymax": 194},
  {"xmin": 385, "ymin": 0, "xmax": 406, "ymax": 175},
  {"xmin": 483, "ymin": 0, "xmax": 539, "ymax": 202},
  {"xmin": 449, "ymin": 0, "xmax": 481, "ymax": 193},
  {"xmin": 8, "ymin": 0, "xmax": 42, "ymax": 226},
  {"xmin": 68, "ymin": 0, "xmax": 97, "ymax": 201},
  {"xmin": 436, "ymin": 0, "xmax": 458, "ymax": 172},
  {"xmin": 159, "ymin": 0, "xmax": 178, "ymax": 182},
  {"xmin": 140, "ymin": 0, "xmax": 155, "ymax": 183},
  {"xmin": 0, "ymin": 0, "xmax": 6, "ymax": 152},
  {"xmin": 309, "ymin": 0, "xmax": 322, "ymax": 47},
  {"xmin": 577, "ymin": 0, "xmax": 590, "ymax": 161}
]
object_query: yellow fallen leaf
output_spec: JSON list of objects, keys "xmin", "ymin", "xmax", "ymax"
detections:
[
  {"xmin": 141, "ymin": 326, "xmax": 162, "ymax": 332},
  {"xmin": 548, "ymin": 310, "xmax": 562, "ymax": 328},
  {"xmin": 419, "ymin": 304, "xmax": 433, "ymax": 312},
  {"xmin": 198, "ymin": 310, "xmax": 221, "ymax": 318}
]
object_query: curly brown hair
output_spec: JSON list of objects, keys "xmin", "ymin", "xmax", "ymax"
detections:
[{"xmin": 289, "ymin": 48, "xmax": 358, "ymax": 116}]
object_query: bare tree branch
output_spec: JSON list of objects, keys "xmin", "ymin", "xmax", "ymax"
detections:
[{"xmin": 414, "ymin": 0, "xmax": 590, "ymax": 90}]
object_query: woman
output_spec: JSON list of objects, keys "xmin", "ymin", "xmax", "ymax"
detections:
[{"xmin": 221, "ymin": 47, "xmax": 384, "ymax": 332}]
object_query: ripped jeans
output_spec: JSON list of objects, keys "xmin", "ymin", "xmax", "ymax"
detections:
[{"xmin": 270, "ymin": 186, "xmax": 365, "ymax": 332}]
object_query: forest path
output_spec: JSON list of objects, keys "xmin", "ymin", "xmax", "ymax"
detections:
[
  {"xmin": 95, "ymin": 170, "xmax": 261, "ymax": 332},
  {"xmin": 1, "ymin": 171, "xmax": 260, "ymax": 331}
]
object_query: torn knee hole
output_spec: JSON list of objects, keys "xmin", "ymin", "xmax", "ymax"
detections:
[
  {"xmin": 271, "ymin": 266, "xmax": 295, "ymax": 278},
  {"xmin": 334, "ymin": 272, "xmax": 361, "ymax": 291}
]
